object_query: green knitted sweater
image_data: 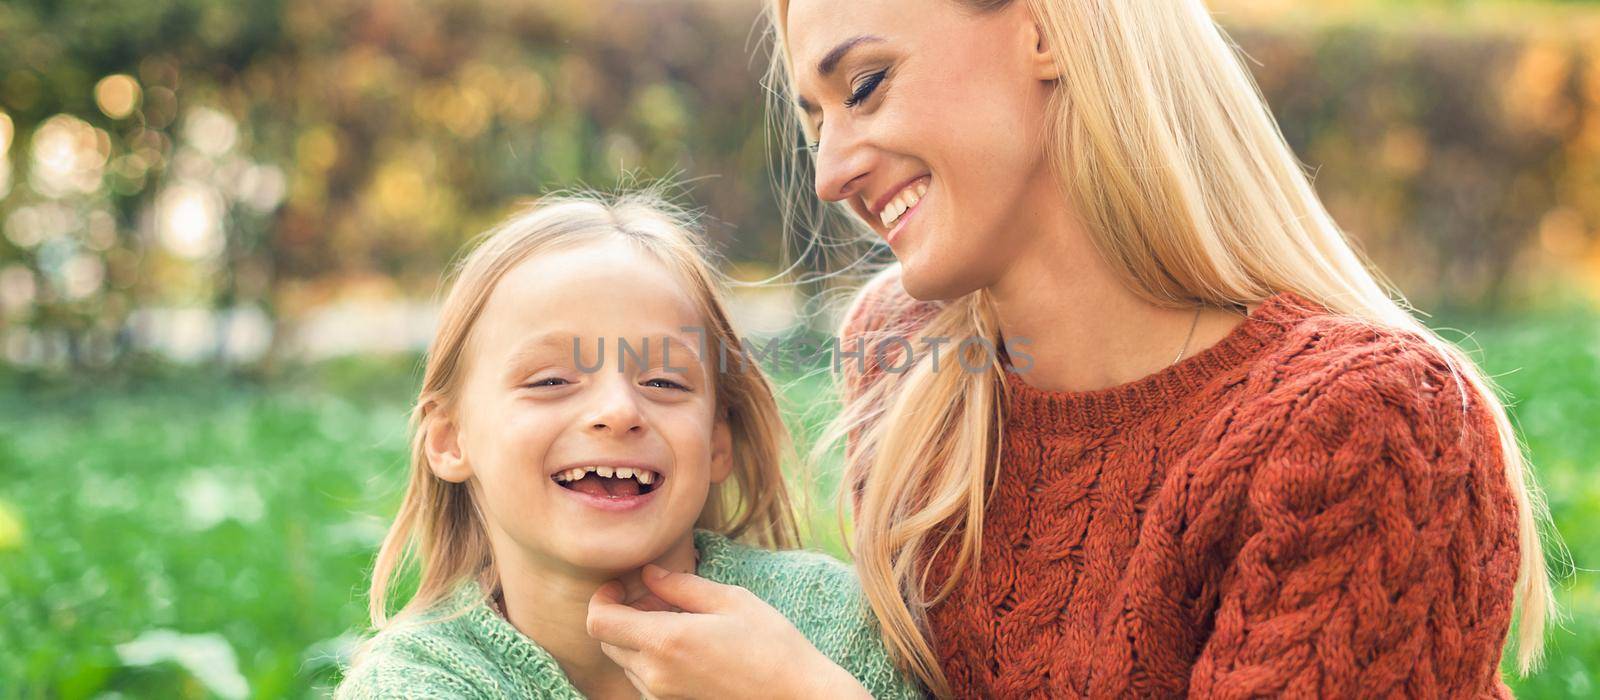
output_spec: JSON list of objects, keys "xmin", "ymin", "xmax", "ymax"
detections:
[{"xmin": 337, "ymin": 530, "xmax": 923, "ymax": 699}]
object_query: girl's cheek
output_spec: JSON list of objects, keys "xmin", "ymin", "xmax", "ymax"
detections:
[{"xmin": 498, "ymin": 405, "xmax": 562, "ymax": 449}]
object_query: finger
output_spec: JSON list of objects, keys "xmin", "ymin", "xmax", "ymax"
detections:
[
  {"xmin": 626, "ymin": 591, "xmax": 681, "ymax": 613},
  {"xmin": 598, "ymin": 641, "xmax": 640, "ymax": 668},
  {"xmin": 604, "ymin": 644, "xmax": 666, "ymax": 700},
  {"xmin": 639, "ymin": 564, "xmax": 746, "ymax": 613},
  {"xmin": 588, "ymin": 584, "xmax": 681, "ymax": 649},
  {"xmin": 591, "ymin": 580, "xmax": 625, "ymax": 606},
  {"xmin": 622, "ymin": 668, "xmax": 662, "ymax": 700}
]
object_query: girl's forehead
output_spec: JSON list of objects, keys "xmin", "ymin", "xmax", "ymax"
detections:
[{"xmin": 471, "ymin": 245, "xmax": 711, "ymax": 362}]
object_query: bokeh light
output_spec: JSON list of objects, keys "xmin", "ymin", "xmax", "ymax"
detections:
[
  {"xmin": 28, "ymin": 114, "xmax": 111, "ymax": 197},
  {"xmin": 0, "ymin": 111, "xmax": 12, "ymax": 199},
  {"xmin": 0, "ymin": 111, "xmax": 13, "ymax": 155},
  {"xmin": 58, "ymin": 254, "xmax": 107, "ymax": 300},
  {"xmin": 183, "ymin": 106, "xmax": 238, "ymax": 157},
  {"xmin": 0, "ymin": 264, "xmax": 37, "ymax": 316},
  {"xmin": 4, "ymin": 202, "xmax": 76, "ymax": 249},
  {"xmin": 94, "ymin": 74, "xmax": 142, "ymax": 119},
  {"xmin": 156, "ymin": 182, "xmax": 225, "ymax": 260},
  {"xmin": 235, "ymin": 163, "xmax": 287, "ymax": 213}
]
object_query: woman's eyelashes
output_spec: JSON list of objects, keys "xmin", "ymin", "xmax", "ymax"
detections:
[
  {"xmin": 807, "ymin": 68, "xmax": 890, "ymax": 152},
  {"xmin": 844, "ymin": 69, "xmax": 888, "ymax": 108}
]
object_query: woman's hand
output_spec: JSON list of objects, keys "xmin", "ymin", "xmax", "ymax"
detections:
[{"xmin": 586, "ymin": 564, "xmax": 872, "ymax": 700}]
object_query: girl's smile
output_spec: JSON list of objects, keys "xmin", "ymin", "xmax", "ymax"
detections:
[{"xmin": 551, "ymin": 462, "xmax": 667, "ymax": 512}]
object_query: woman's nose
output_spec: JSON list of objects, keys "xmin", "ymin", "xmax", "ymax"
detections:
[{"xmin": 812, "ymin": 122, "xmax": 876, "ymax": 204}]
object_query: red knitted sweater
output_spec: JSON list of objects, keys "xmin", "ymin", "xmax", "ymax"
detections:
[{"xmin": 838, "ymin": 268, "xmax": 1519, "ymax": 699}]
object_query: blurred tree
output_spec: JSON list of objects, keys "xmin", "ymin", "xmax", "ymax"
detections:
[{"xmin": 0, "ymin": 0, "xmax": 1596, "ymax": 372}]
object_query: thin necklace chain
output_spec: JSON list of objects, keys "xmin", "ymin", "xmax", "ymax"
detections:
[{"xmin": 1170, "ymin": 306, "xmax": 1203, "ymax": 367}]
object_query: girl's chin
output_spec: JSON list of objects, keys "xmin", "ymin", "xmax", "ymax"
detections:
[
  {"xmin": 555, "ymin": 542, "xmax": 667, "ymax": 577},
  {"xmin": 543, "ymin": 526, "xmax": 695, "ymax": 576}
]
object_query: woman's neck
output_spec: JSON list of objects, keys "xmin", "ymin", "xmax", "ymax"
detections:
[
  {"xmin": 989, "ymin": 196, "xmax": 1250, "ymax": 393},
  {"xmin": 492, "ymin": 533, "xmax": 700, "ymax": 699}
]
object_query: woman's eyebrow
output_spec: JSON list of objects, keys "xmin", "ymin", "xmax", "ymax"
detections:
[
  {"xmin": 817, "ymin": 35, "xmax": 885, "ymax": 77},
  {"xmin": 796, "ymin": 34, "xmax": 886, "ymax": 116}
]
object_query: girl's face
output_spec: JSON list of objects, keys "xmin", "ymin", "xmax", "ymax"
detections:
[
  {"xmin": 434, "ymin": 239, "xmax": 732, "ymax": 576},
  {"xmin": 785, "ymin": 0, "xmax": 1062, "ymax": 300}
]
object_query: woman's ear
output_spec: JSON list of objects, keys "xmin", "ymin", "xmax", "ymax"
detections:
[
  {"xmin": 1026, "ymin": 13, "xmax": 1060, "ymax": 81},
  {"xmin": 709, "ymin": 408, "xmax": 734, "ymax": 485},
  {"xmin": 422, "ymin": 401, "xmax": 472, "ymax": 483}
]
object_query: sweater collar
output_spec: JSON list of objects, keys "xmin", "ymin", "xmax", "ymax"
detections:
[{"xmin": 1000, "ymin": 290, "xmax": 1323, "ymax": 434}]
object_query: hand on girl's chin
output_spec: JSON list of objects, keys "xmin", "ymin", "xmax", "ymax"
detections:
[
  {"xmin": 595, "ymin": 580, "xmax": 679, "ymax": 613},
  {"xmin": 625, "ymin": 591, "xmax": 679, "ymax": 613}
]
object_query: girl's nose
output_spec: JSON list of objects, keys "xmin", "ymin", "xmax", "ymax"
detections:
[{"xmin": 586, "ymin": 379, "xmax": 645, "ymax": 435}]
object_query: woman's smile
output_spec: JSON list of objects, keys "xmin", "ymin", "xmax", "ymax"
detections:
[{"xmin": 869, "ymin": 174, "xmax": 931, "ymax": 245}]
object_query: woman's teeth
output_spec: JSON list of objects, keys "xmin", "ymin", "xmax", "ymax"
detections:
[
  {"xmin": 553, "ymin": 466, "xmax": 658, "ymax": 485},
  {"xmin": 879, "ymin": 179, "xmax": 929, "ymax": 228}
]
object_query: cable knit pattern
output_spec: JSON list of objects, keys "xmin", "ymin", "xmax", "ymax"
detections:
[
  {"xmin": 838, "ymin": 268, "xmax": 1520, "ymax": 699},
  {"xmin": 337, "ymin": 529, "xmax": 923, "ymax": 699}
]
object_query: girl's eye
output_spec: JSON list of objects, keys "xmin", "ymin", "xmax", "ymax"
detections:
[
  {"xmin": 844, "ymin": 69, "xmax": 886, "ymax": 108},
  {"xmin": 523, "ymin": 377, "xmax": 570, "ymax": 388},
  {"xmin": 643, "ymin": 378, "xmax": 689, "ymax": 391}
]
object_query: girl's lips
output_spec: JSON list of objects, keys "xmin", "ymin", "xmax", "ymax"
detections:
[{"xmin": 557, "ymin": 482, "xmax": 660, "ymax": 512}]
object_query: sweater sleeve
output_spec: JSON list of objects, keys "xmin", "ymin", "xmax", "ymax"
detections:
[{"xmin": 1188, "ymin": 351, "xmax": 1520, "ymax": 698}]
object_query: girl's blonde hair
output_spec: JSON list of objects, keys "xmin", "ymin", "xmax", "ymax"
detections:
[
  {"xmin": 763, "ymin": 0, "xmax": 1557, "ymax": 695},
  {"xmin": 366, "ymin": 189, "xmax": 800, "ymax": 629}
]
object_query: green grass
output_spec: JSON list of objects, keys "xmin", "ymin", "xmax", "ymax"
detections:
[{"xmin": 0, "ymin": 310, "xmax": 1595, "ymax": 698}]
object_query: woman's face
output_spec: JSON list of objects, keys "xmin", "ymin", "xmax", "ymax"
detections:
[{"xmin": 785, "ymin": 0, "xmax": 1062, "ymax": 299}]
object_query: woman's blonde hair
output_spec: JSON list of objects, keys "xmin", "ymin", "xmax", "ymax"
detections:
[
  {"xmin": 763, "ymin": 0, "xmax": 1557, "ymax": 695},
  {"xmin": 365, "ymin": 189, "xmax": 800, "ymax": 629}
]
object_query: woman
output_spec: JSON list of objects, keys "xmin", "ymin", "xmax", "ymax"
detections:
[{"xmin": 585, "ymin": 0, "xmax": 1554, "ymax": 697}]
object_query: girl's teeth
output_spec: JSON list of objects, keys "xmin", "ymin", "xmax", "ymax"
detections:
[{"xmin": 553, "ymin": 465, "xmax": 660, "ymax": 484}]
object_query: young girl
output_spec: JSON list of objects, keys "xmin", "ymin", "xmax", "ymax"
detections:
[{"xmin": 336, "ymin": 191, "xmax": 921, "ymax": 699}]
